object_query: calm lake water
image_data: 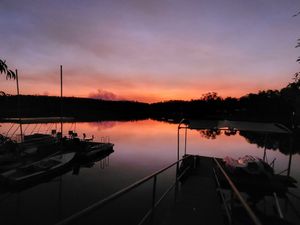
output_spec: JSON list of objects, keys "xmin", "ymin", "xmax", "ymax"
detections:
[{"xmin": 0, "ymin": 119, "xmax": 300, "ymax": 225}]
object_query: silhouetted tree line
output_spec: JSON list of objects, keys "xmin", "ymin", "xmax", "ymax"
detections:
[
  {"xmin": 0, "ymin": 83, "xmax": 299, "ymax": 126},
  {"xmin": 151, "ymin": 89, "xmax": 296, "ymax": 126},
  {"xmin": 0, "ymin": 95, "xmax": 150, "ymax": 121}
]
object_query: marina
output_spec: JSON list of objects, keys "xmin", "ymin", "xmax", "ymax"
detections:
[
  {"xmin": 0, "ymin": 119, "xmax": 299, "ymax": 225},
  {"xmin": 1, "ymin": 1, "xmax": 300, "ymax": 224}
]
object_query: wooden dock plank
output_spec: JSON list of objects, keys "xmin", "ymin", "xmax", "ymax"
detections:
[{"xmin": 159, "ymin": 156, "xmax": 224, "ymax": 225}]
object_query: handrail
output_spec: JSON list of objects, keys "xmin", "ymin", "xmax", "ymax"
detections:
[
  {"xmin": 273, "ymin": 192, "xmax": 283, "ymax": 219},
  {"xmin": 137, "ymin": 165, "xmax": 191, "ymax": 225},
  {"xmin": 54, "ymin": 155, "xmax": 192, "ymax": 225},
  {"xmin": 269, "ymin": 158, "xmax": 276, "ymax": 169},
  {"xmin": 213, "ymin": 158, "xmax": 263, "ymax": 225},
  {"xmin": 212, "ymin": 168, "xmax": 232, "ymax": 225},
  {"xmin": 277, "ymin": 168, "xmax": 288, "ymax": 175}
]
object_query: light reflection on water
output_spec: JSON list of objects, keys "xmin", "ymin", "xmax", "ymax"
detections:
[{"xmin": 0, "ymin": 119, "xmax": 300, "ymax": 225}]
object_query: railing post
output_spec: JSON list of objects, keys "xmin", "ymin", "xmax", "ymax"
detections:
[
  {"xmin": 176, "ymin": 124, "xmax": 180, "ymax": 203},
  {"xmin": 54, "ymin": 157, "xmax": 191, "ymax": 225},
  {"xmin": 288, "ymin": 136, "xmax": 293, "ymax": 177},
  {"xmin": 151, "ymin": 175, "xmax": 157, "ymax": 221},
  {"xmin": 287, "ymin": 152, "xmax": 292, "ymax": 177},
  {"xmin": 184, "ymin": 126, "xmax": 187, "ymax": 156},
  {"xmin": 152, "ymin": 176, "xmax": 157, "ymax": 210},
  {"xmin": 177, "ymin": 126, "xmax": 180, "ymax": 168},
  {"xmin": 174, "ymin": 167, "xmax": 179, "ymax": 204}
]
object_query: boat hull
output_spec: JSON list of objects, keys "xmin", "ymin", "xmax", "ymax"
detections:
[{"xmin": 0, "ymin": 152, "xmax": 75, "ymax": 188}]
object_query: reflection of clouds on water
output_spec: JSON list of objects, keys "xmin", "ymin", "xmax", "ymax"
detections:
[
  {"xmin": 88, "ymin": 121, "xmax": 117, "ymax": 131},
  {"xmin": 0, "ymin": 120, "xmax": 299, "ymax": 225}
]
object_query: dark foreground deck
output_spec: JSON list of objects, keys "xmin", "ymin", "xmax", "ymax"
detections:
[
  {"xmin": 160, "ymin": 156, "xmax": 223, "ymax": 225},
  {"xmin": 53, "ymin": 152, "xmax": 294, "ymax": 225},
  {"xmin": 53, "ymin": 155, "xmax": 225, "ymax": 225}
]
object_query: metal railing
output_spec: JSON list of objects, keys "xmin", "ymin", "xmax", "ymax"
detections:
[
  {"xmin": 213, "ymin": 168, "xmax": 232, "ymax": 225},
  {"xmin": 100, "ymin": 136, "xmax": 110, "ymax": 143},
  {"xmin": 213, "ymin": 158, "xmax": 263, "ymax": 225},
  {"xmin": 54, "ymin": 155, "xmax": 192, "ymax": 225}
]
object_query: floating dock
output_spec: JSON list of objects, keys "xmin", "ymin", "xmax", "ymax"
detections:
[
  {"xmin": 162, "ymin": 156, "xmax": 224, "ymax": 225},
  {"xmin": 54, "ymin": 154, "xmax": 292, "ymax": 225}
]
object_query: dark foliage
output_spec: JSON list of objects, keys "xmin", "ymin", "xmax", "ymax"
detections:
[
  {"xmin": 294, "ymin": 12, "xmax": 300, "ymax": 82},
  {"xmin": 0, "ymin": 95, "xmax": 150, "ymax": 121},
  {"xmin": 0, "ymin": 59, "xmax": 16, "ymax": 80},
  {"xmin": 151, "ymin": 89, "xmax": 293, "ymax": 126},
  {"xmin": 0, "ymin": 82, "xmax": 299, "ymax": 128}
]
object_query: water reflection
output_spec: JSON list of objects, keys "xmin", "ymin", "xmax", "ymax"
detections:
[
  {"xmin": 240, "ymin": 131, "xmax": 300, "ymax": 155},
  {"xmin": 199, "ymin": 129, "xmax": 221, "ymax": 139},
  {"xmin": 88, "ymin": 121, "xmax": 117, "ymax": 131},
  {"xmin": 198, "ymin": 128, "xmax": 300, "ymax": 155},
  {"xmin": 0, "ymin": 149, "xmax": 113, "ymax": 225},
  {"xmin": 0, "ymin": 149, "xmax": 113, "ymax": 191},
  {"xmin": 72, "ymin": 149, "xmax": 113, "ymax": 175},
  {"xmin": 0, "ymin": 120, "xmax": 299, "ymax": 225}
]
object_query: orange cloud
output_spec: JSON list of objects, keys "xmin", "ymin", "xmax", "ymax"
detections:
[
  {"xmin": 0, "ymin": 68, "xmax": 289, "ymax": 103},
  {"xmin": 88, "ymin": 89, "xmax": 121, "ymax": 101}
]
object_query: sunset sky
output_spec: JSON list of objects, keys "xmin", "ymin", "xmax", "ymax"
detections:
[{"xmin": 0, "ymin": 0, "xmax": 299, "ymax": 102}]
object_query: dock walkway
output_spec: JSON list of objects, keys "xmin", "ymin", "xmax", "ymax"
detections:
[
  {"xmin": 53, "ymin": 155, "xmax": 225, "ymax": 225},
  {"xmin": 160, "ymin": 156, "xmax": 224, "ymax": 225}
]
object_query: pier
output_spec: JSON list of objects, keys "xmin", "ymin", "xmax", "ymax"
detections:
[
  {"xmin": 161, "ymin": 156, "xmax": 224, "ymax": 225},
  {"xmin": 2, "ymin": 119, "xmax": 293, "ymax": 225},
  {"xmin": 48, "ymin": 119, "xmax": 294, "ymax": 225},
  {"xmin": 54, "ymin": 154, "xmax": 264, "ymax": 225}
]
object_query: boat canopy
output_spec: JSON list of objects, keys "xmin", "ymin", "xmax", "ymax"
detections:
[
  {"xmin": 1, "ymin": 117, "xmax": 74, "ymax": 124},
  {"xmin": 187, "ymin": 120, "xmax": 291, "ymax": 134}
]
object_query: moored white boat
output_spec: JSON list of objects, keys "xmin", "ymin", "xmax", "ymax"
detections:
[
  {"xmin": 0, "ymin": 152, "xmax": 75, "ymax": 186},
  {"xmin": 223, "ymin": 155, "xmax": 274, "ymax": 176}
]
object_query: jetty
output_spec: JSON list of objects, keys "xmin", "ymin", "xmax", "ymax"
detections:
[
  {"xmin": 162, "ymin": 155, "xmax": 224, "ymax": 225},
  {"xmin": 50, "ymin": 119, "xmax": 297, "ymax": 225},
  {"xmin": 53, "ymin": 154, "xmax": 269, "ymax": 225}
]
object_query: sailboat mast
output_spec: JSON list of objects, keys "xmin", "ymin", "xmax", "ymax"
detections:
[{"xmin": 60, "ymin": 65, "xmax": 63, "ymax": 137}]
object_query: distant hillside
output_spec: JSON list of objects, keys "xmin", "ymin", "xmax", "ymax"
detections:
[
  {"xmin": 0, "ymin": 85, "xmax": 299, "ymax": 128},
  {"xmin": 0, "ymin": 95, "xmax": 150, "ymax": 121}
]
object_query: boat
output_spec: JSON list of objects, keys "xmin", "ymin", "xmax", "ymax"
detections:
[
  {"xmin": 74, "ymin": 141, "xmax": 114, "ymax": 161},
  {"xmin": 0, "ymin": 134, "xmax": 11, "ymax": 146},
  {"xmin": 0, "ymin": 135, "xmax": 18, "ymax": 164},
  {"xmin": 0, "ymin": 134, "xmax": 16, "ymax": 151},
  {"xmin": 85, "ymin": 142, "xmax": 114, "ymax": 156},
  {"xmin": 62, "ymin": 132, "xmax": 114, "ymax": 160},
  {"xmin": 0, "ymin": 133, "xmax": 62, "ymax": 173},
  {"xmin": 218, "ymin": 155, "xmax": 297, "ymax": 195},
  {"xmin": 223, "ymin": 155, "xmax": 274, "ymax": 177},
  {"xmin": 20, "ymin": 133, "xmax": 59, "ymax": 154},
  {"xmin": 0, "ymin": 152, "xmax": 75, "ymax": 187}
]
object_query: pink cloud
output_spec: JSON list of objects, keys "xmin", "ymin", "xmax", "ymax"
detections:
[
  {"xmin": 88, "ymin": 121, "xmax": 117, "ymax": 131},
  {"xmin": 88, "ymin": 89, "xmax": 121, "ymax": 101}
]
